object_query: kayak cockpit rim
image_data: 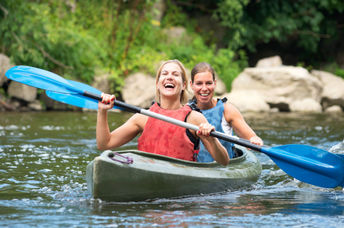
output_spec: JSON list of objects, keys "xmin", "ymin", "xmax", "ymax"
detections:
[{"xmin": 104, "ymin": 146, "xmax": 248, "ymax": 168}]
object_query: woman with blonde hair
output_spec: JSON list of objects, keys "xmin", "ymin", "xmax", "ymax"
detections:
[{"xmin": 97, "ymin": 60, "xmax": 229, "ymax": 165}]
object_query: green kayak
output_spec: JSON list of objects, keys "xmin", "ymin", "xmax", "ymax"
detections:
[{"xmin": 86, "ymin": 146, "xmax": 261, "ymax": 202}]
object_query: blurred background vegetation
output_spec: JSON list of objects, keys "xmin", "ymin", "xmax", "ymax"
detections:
[{"xmin": 1, "ymin": 0, "xmax": 343, "ymax": 93}]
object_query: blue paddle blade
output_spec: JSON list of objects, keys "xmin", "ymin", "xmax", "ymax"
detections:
[
  {"xmin": 261, "ymin": 144, "xmax": 344, "ymax": 188},
  {"xmin": 46, "ymin": 80, "xmax": 124, "ymax": 111},
  {"xmin": 5, "ymin": 66, "xmax": 76, "ymax": 94},
  {"xmin": 46, "ymin": 79, "xmax": 102, "ymax": 110},
  {"xmin": 66, "ymin": 80, "xmax": 102, "ymax": 96},
  {"xmin": 46, "ymin": 90, "xmax": 99, "ymax": 110}
]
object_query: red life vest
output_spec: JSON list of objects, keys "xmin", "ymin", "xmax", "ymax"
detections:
[{"xmin": 138, "ymin": 103, "xmax": 198, "ymax": 161}]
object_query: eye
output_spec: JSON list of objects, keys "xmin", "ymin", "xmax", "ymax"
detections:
[{"xmin": 173, "ymin": 71, "xmax": 181, "ymax": 77}]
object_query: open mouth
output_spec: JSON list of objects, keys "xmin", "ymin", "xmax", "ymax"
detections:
[
  {"xmin": 164, "ymin": 83, "xmax": 175, "ymax": 89},
  {"xmin": 200, "ymin": 93, "xmax": 209, "ymax": 97}
]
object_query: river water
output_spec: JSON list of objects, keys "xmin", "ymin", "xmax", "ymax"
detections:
[{"xmin": 1, "ymin": 111, "xmax": 344, "ymax": 227}]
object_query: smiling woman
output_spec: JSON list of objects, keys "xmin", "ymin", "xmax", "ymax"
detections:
[
  {"xmin": 97, "ymin": 60, "xmax": 229, "ymax": 165},
  {"xmin": 189, "ymin": 62, "xmax": 263, "ymax": 162},
  {"xmin": 155, "ymin": 59, "xmax": 189, "ymax": 106}
]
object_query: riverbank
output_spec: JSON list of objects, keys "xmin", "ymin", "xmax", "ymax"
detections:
[{"xmin": 1, "ymin": 54, "xmax": 344, "ymax": 113}]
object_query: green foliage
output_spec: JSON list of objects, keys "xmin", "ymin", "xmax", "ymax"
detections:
[
  {"xmin": 319, "ymin": 62, "xmax": 344, "ymax": 79},
  {"xmin": 214, "ymin": 0, "xmax": 249, "ymax": 50},
  {"xmin": 2, "ymin": 0, "xmax": 342, "ymax": 97},
  {"xmin": 0, "ymin": 0, "xmax": 103, "ymax": 83},
  {"xmin": 214, "ymin": 0, "xmax": 344, "ymax": 60},
  {"xmin": 335, "ymin": 68, "xmax": 344, "ymax": 79},
  {"xmin": 71, "ymin": 0, "xmax": 162, "ymax": 84},
  {"xmin": 161, "ymin": 0, "xmax": 191, "ymax": 28},
  {"xmin": 211, "ymin": 49, "xmax": 247, "ymax": 91},
  {"xmin": 162, "ymin": 33, "xmax": 245, "ymax": 90}
]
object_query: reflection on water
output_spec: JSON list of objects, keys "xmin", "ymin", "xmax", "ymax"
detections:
[{"xmin": 0, "ymin": 111, "xmax": 343, "ymax": 227}]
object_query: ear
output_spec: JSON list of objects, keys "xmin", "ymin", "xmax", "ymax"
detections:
[
  {"xmin": 214, "ymin": 79, "xmax": 217, "ymax": 87},
  {"xmin": 182, "ymin": 80, "xmax": 186, "ymax": 91}
]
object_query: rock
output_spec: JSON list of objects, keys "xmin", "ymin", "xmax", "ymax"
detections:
[
  {"xmin": 9, "ymin": 99, "xmax": 21, "ymax": 109},
  {"xmin": 231, "ymin": 66, "xmax": 323, "ymax": 112},
  {"xmin": 225, "ymin": 90, "xmax": 270, "ymax": 112},
  {"xmin": 0, "ymin": 54, "xmax": 13, "ymax": 87},
  {"xmin": 289, "ymin": 98, "xmax": 322, "ymax": 112},
  {"xmin": 122, "ymin": 73, "xmax": 155, "ymax": 108},
  {"xmin": 151, "ymin": 0, "xmax": 165, "ymax": 22},
  {"xmin": 92, "ymin": 72, "xmax": 112, "ymax": 94},
  {"xmin": 8, "ymin": 81, "xmax": 37, "ymax": 102},
  {"xmin": 215, "ymin": 76, "xmax": 227, "ymax": 95},
  {"xmin": 256, "ymin": 56, "xmax": 283, "ymax": 68},
  {"xmin": 40, "ymin": 92, "xmax": 79, "ymax": 111},
  {"xmin": 325, "ymin": 105, "xmax": 342, "ymax": 113},
  {"xmin": 311, "ymin": 70, "xmax": 344, "ymax": 110},
  {"xmin": 28, "ymin": 100, "xmax": 43, "ymax": 111},
  {"xmin": 163, "ymin": 26, "xmax": 188, "ymax": 43}
]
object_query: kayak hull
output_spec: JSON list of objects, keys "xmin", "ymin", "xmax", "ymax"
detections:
[{"xmin": 86, "ymin": 147, "xmax": 261, "ymax": 202}]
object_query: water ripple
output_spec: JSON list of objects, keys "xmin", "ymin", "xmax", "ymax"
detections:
[{"xmin": 1, "ymin": 112, "xmax": 344, "ymax": 227}]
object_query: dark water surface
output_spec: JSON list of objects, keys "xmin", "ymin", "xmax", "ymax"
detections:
[{"xmin": 1, "ymin": 111, "xmax": 344, "ymax": 227}]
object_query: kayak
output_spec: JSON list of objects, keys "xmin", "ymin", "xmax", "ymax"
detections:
[{"xmin": 86, "ymin": 146, "xmax": 261, "ymax": 202}]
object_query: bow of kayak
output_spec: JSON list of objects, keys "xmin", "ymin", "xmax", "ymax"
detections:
[{"xmin": 86, "ymin": 146, "xmax": 261, "ymax": 202}]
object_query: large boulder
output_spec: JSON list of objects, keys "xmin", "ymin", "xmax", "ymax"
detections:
[
  {"xmin": 122, "ymin": 73, "xmax": 155, "ymax": 108},
  {"xmin": 289, "ymin": 98, "xmax": 322, "ymax": 112},
  {"xmin": 228, "ymin": 66, "xmax": 323, "ymax": 112},
  {"xmin": 8, "ymin": 81, "xmax": 37, "ymax": 102},
  {"xmin": 311, "ymin": 70, "xmax": 344, "ymax": 110},
  {"xmin": 225, "ymin": 90, "xmax": 270, "ymax": 112}
]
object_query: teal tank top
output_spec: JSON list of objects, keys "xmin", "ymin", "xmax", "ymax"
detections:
[{"xmin": 189, "ymin": 98, "xmax": 234, "ymax": 162}]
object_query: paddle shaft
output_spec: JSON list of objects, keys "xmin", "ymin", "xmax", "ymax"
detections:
[{"xmin": 84, "ymin": 91, "xmax": 263, "ymax": 152}]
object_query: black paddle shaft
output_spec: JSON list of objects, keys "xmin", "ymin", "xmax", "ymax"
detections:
[
  {"xmin": 210, "ymin": 131, "xmax": 262, "ymax": 151},
  {"xmin": 83, "ymin": 91, "xmax": 141, "ymax": 113}
]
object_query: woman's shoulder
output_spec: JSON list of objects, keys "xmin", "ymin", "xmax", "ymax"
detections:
[
  {"xmin": 223, "ymin": 101, "xmax": 243, "ymax": 121},
  {"xmin": 223, "ymin": 101, "xmax": 240, "ymax": 112},
  {"xmin": 187, "ymin": 109, "xmax": 207, "ymax": 124},
  {"xmin": 128, "ymin": 113, "xmax": 148, "ymax": 130}
]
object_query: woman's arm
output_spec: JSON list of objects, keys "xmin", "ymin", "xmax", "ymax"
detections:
[
  {"xmin": 96, "ymin": 94, "xmax": 145, "ymax": 150},
  {"xmin": 188, "ymin": 111, "xmax": 229, "ymax": 165},
  {"xmin": 224, "ymin": 103, "xmax": 263, "ymax": 146}
]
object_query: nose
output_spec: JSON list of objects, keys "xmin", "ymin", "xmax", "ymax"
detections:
[
  {"xmin": 200, "ymin": 83, "xmax": 207, "ymax": 90},
  {"xmin": 165, "ymin": 73, "xmax": 174, "ymax": 80}
]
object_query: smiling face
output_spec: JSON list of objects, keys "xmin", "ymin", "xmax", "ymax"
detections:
[
  {"xmin": 155, "ymin": 61, "xmax": 187, "ymax": 103},
  {"xmin": 190, "ymin": 71, "xmax": 216, "ymax": 108}
]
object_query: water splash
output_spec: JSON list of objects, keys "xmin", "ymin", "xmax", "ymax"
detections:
[{"xmin": 329, "ymin": 139, "xmax": 344, "ymax": 154}]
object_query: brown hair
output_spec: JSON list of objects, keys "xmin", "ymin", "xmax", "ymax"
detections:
[
  {"xmin": 191, "ymin": 62, "xmax": 215, "ymax": 83},
  {"xmin": 155, "ymin": 59, "xmax": 189, "ymax": 104}
]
